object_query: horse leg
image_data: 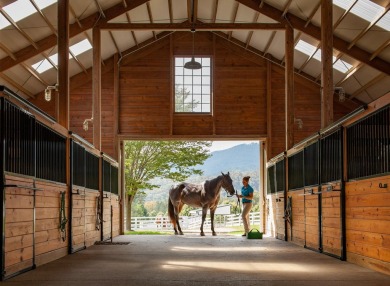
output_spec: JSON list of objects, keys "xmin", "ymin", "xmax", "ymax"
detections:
[
  {"xmin": 200, "ymin": 206, "xmax": 208, "ymax": 236},
  {"xmin": 210, "ymin": 207, "xmax": 217, "ymax": 236},
  {"xmin": 175, "ymin": 204, "xmax": 184, "ymax": 235}
]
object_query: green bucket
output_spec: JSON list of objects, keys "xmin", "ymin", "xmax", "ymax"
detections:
[{"xmin": 247, "ymin": 228, "xmax": 263, "ymax": 239}]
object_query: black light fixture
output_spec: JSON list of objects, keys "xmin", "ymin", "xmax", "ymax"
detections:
[{"xmin": 184, "ymin": 29, "xmax": 202, "ymax": 70}]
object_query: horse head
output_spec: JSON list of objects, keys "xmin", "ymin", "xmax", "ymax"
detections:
[{"xmin": 221, "ymin": 172, "xmax": 235, "ymax": 196}]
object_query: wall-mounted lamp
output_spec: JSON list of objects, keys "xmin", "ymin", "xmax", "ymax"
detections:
[
  {"xmin": 294, "ymin": 118, "xmax": 303, "ymax": 129},
  {"xmin": 44, "ymin": 84, "xmax": 58, "ymax": 102},
  {"xmin": 334, "ymin": 87, "xmax": 345, "ymax": 102},
  {"xmin": 83, "ymin": 118, "xmax": 93, "ymax": 131}
]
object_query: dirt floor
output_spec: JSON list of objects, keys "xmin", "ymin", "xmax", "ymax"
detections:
[{"xmin": 2, "ymin": 233, "xmax": 390, "ymax": 286}]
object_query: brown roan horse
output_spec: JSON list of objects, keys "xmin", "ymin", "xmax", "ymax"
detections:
[{"xmin": 168, "ymin": 172, "xmax": 236, "ymax": 236}]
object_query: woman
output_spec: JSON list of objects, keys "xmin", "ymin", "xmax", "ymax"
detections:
[{"xmin": 238, "ymin": 176, "xmax": 254, "ymax": 237}]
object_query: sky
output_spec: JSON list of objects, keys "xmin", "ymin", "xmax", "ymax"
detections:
[{"xmin": 208, "ymin": 140, "xmax": 259, "ymax": 152}]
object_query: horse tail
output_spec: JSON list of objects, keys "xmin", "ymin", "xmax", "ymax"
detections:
[{"xmin": 168, "ymin": 191, "xmax": 176, "ymax": 228}]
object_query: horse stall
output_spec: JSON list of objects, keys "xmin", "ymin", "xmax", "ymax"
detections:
[
  {"xmin": 0, "ymin": 86, "xmax": 122, "ymax": 280},
  {"xmin": 266, "ymin": 93, "xmax": 390, "ymax": 274}
]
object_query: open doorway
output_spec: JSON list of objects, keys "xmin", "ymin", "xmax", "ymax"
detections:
[{"xmin": 122, "ymin": 140, "xmax": 263, "ymax": 236}]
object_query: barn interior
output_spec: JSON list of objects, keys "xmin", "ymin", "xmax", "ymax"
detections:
[{"xmin": 0, "ymin": 0, "xmax": 389, "ymax": 283}]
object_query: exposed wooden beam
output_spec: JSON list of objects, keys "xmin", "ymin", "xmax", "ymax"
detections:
[
  {"xmin": 245, "ymin": 12, "xmax": 260, "ymax": 48},
  {"xmin": 126, "ymin": 12, "xmax": 139, "ymax": 47},
  {"xmin": 113, "ymin": 53, "xmax": 119, "ymax": 159},
  {"xmin": 212, "ymin": 0, "xmax": 219, "ymax": 23},
  {"xmin": 285, "ymin": 25, "xmax": 294, "ymax": 150},
  {"xmin": 266, "ymin": 55, "xmax": 272, "ymax": 158},
  {"xmin": 263, "ymin": 31, "xmax": 276, "ymax": 55},
  {"xmin": 93, "ymin": 27, "xmax": 102, "ymax": 150},
  {"xmin": 187, "ymin": 0, "xmax": 191, "ymax": 23},
  {"xmin": 259, "ymin": 0, "xmax": 265, "ymax": 8},
  {"xmin": 42, "ymin": 52, "xmax": 58, "ymax": 70},
  {"xmin": 100, "ymin": 22, "xmax": 286, "ymax": 30},
  {"xmin": 20, "ymin": 62, "xmax": 49, "ymax": 86},
  {"xmin": 228, "ymin": 2, "xmax": 239, "ymax": 40},
  {"xmin": 69, "ymin": 50, "xmax": 88, "ymax": 74},
  {"xmin": 168, "ymin": 0, "xmax": 173, "ymax": 23},
  {"xmin": 333, "ymin": 0, "xmax": 358, "ymax": 30},
  {"xmin": 236, "ymin": 0, "xmax": 390, "ymax": 75},
  {"xmin": 350, "ymin": 74, "xmax": 387, "ymax": 99},
  {"xmin": 281, "ymin": 31, "xmax": 301, "ymax": 65},
  {"xmin": 336, "ymin": 63, "xmax": 363, "ymax": 86},
  {"xmin": 57, "ymin": 0, "xmax": 70, "ymax": 129},
  {"xmin": 348, "ymin": 4, "xmax": 390, "ymax": 50},
  {"xmin": 0, "ymin": 0, "xmax": 150, "ymax": 72},
  {"xmin": 93, "ymin": 0, "xmax": 106, "ymax": 18},
  {"xmin": 0, "ymin": 73, "xmax": 35, "ymax": 98},
  {"xmin": 305, "ymin": 1, "xmax": 320, "ymax": 27},
  {"xmin": 282, "ymin": 0, "xmax": 293, "ymax": 17},
  {"xmin": 0, "ymin": 42, "xmax": 16, "ymax": 60},
  {"xmin": 146, "ymin": 1, "xmax": 157, "ymax": 40},
  {"xmin": 193, "ymin": 0, "xmax": 198, "ymax": 23},
  {"xmin": 321, "ymin": 0, "xmax": 334, "ymax": 128},
  {"xmin": 0, "ymin": 8, "xmax": 38, "ymax": 49},
  {"xmin": 370, "ymin": 38, "xmax": 390, "ymax": 61}
]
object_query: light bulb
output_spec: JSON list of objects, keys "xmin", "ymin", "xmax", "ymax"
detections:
[{"xmin": 44, "ymin": 88, "xmax": 51, "ymax": 101}]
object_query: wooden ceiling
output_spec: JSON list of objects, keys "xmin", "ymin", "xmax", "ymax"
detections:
[{"xmin": 0, "ymin": 0, "xmax": 389, "ymax": 103}]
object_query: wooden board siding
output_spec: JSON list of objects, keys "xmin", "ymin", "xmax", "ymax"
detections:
[
  {"xmin": 287, "ymin": 190, "xmax": 305, "ymax": 246},
  {"xmin": 102, "ymin": 192, "xmax": 111, "ymax": 240},
  {"xmin": 321, "ymin": 189, "xmax": 341, "ymax": 256},
  {"xmin": 84, "ymin": 190, "xmax": 101, "ymax": 247},
  {"xmin": 345, "ymin": 175, "xmax": 390, "ymax": 275},
  {"xmin": 305, "ymin": 191, "xmax": 320, "ymax": 250},
  {"xmin": 4, "ymin": 175, "xmax": 68, "ymax": 276},
  {"xmin": 111, "ymin": 195, "xmax": 120, "ymax": 237},
  {"xmin": 266, "ymin": 193, "xmax": 285, "ymax": 239}
]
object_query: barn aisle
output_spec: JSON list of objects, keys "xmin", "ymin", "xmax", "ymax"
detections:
[{"xmin": 2, "ymin": 234, "xmax": 390, "ymax": 286}]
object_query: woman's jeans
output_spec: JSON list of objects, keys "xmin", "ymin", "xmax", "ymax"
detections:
[{"xmin": 242, "ymin": 202, "xmax": 253, "ymax": 234}]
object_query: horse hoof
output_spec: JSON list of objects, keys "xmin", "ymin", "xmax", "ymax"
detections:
[
  {"xmin": 179, "ymin": 232, "xmax": 184, "ymax": 235},
  {"xmin": 174, "ymin": 232, "xmax": 178, "ymax": 235},
  {"xmin": 212, "ymin": 232, "xmax": 217, "ymax": 236},
  {"xmin": 200, "ymin": 232, "xmax": 205, "ymax": 236}
]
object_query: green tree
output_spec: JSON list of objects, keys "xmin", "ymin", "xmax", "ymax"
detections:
[
  {"xmin": 175, "ymin": 85, "xmax": 199, "ymax": 112},
  {"xmin": 124, "ymin": 141, "xmax": 211, "ymax": 230}
]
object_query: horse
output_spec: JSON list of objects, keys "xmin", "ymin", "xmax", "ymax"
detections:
[{"xmin": 168, "ymin": 172, "xmax": 236, "ymax": 236}]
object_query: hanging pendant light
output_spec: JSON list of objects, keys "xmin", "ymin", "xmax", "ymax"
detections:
[{"xmin": 184, "ymin": 29, "xmax": 202, "ymax": 70}]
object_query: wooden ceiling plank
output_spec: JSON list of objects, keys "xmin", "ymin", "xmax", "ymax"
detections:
[
  {"xmin": 146, "ymin": 1, "xmax": 157, "ymax": 40},
  {"xmin": 109, "ymin": 31, "xmax": 122, "ymax": 56},
  {"xmin": 0, "ymin": 42, "xmax": 16, "ymax": 60},
  {"xmin": 350, "ymin": 74, "xmax": 387, "ymax": 99},
  {"xmin": 0, "ymin": 72, "xmax": 35, "ymax": 98},
  {"xmin": 348, "ymin": 4, "xmax": 390, "ymax": 50},
  {"xmin": 0, "ymin": 0, "xmax": 150, "ymax": 72},
  {"xmin": 236, "ymin": 0, "xmax": 390, "ymax": 75},
  {"xmin": 305, "ymin": 1, "xmax": 321, "ymax": 28},
  {"xmin": 333, "ymin": 0, "xmax": 358, "ymax": 30},
  {"xmin": 336, "ymin": 63, "xmax": 363, "ymax": 86},
  {"xmin": 298, "ymin": 43, "xmax": 320, "ymax": 73},
  {"xmin": 228, "ymin": 2, "xmax": 239, "ymax": 40},
  {"xmin": 30, "ymin": 0, "xmax": 57, "ymax": 35},
  {"xmin": 212, "ymin": 0, "xmax": 219, "ymax": 23},
  {"xmin": 69, "ymin": 50, "xmax": 88, "ymax": 75},
  {"xmin": 263, "ymin": 31, "xmax": 276, "ymax": 56},
  {"xmin": 282, "ymin": 0, "xmax": 293, "ymax": 18},
  {"xmin": 370, "ymin": 38, "xmax": 390, "ymax": 61},
  {"xmin": 245, "ymin": 12, "xmax": 259, "ymax": 48}
]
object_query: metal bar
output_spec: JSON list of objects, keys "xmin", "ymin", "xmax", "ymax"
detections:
[
  {"xmin": 340, "ymin": 127, "xmax": 346, "ymax": 261},
  {"xmin": 318, "ymin": 188, "xmax": 322, "ymax": 252},
  {"xmin": 69, "ymin": 139, "xmax": 73, "ymax": 255},
  {"xmin": 1, "ymin": 98, "xmax": 5, "ymax": 281},
  {"xmin": 69, "ymin": 131, "xmax": 95, "ymax": 150}
]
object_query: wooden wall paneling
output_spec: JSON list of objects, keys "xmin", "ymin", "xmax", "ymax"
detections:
[
  {"xmin": 321, "ymin": 190, "xmax": 342, "ymax": 256},
  {"xmin": 102, "ymin": 193, "xmax": 111, "ymax": 240},
  {"xmin": 71, "ymin": 187, "xmax": 86, "ymax": 251},
  {"xmin": 111, "ymin": 195, "xmax": 120, "ymax": 237},
  {"xmin": 84, "ymin": 190, "xmax": 101, "ymax": 247},
  {"xmin": 287, "ymin": 190, "xmax": 305, "ymax": 246},
  {"xmin": 275, "ymin": 193, "xmax": 285, "ymax": 240},
  {"xmin": 304, "ymin": 191, "xmax": 320, "ymax": 250},
  {"xmin": 345, "ymin": 175, "xmax": 390, "ymax": 275}
]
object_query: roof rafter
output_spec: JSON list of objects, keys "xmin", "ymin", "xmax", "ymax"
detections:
[
  {"xmin": 350, "ymin": 74, "xmax": 387, "ymax": 99},
  {"xmin": 168, "ymin": 0, "xmax": 173, "ymax": 23},
  {"xmin": 212, "ymin": 0, "xmax": 219, "ymax": 23},
  {"xmin": 0, "ymin": 42, "xmax": 16, "ymax": 60},
  {"xmin": 236, "ymin": 0, "xmax": 390, "ymax": 75},
  {"xmin": 0, "ymin": 72, "xmax": 35, "ymax": 98},
  {"xmin": 282, "ymin": 0, "xmax": 293, "ymax": 17},
  {"xmin": 333, "ymin": 0, "xmax": 358, "ymax": 29},
  {"xmin": 298, "ymin": 42, "xmax": 320, "ymax": 73},
  {"xmin": 245, "ymin": 12, "xmax": 260, "ymax": 48},
  {"xmin": 146, "ymin": 1, "xmax": 157, "ymax": 40},
  {"xmin": 263, "ymin": 31, "xmax": 276, "ymax": 56},
  {"xmin": 0, "ymin": 0, "xmax": 150, "ymax": 72},
  {"xmin": 228, "ymin": 2, "xmax": 240, "ymax": 40},
  {"xmin": 370, "ymin": 38, "xmax": 390, "ymax": 61},
  {"xmin": 305, "ymin": 1, "xmax": 320, "ymax": 27},
  {"xmin": 126, "ymin": 12, "xmax": 139, "ymax": 47},
  {"xmin": 20, "ymin": 62, "xmax": 49, "ymax": 86},
  {"xmin": 336, "ymin": 63, "xmax": 363, "ymax": 86}
]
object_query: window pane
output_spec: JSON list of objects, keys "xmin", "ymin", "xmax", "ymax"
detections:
[
  {"xmin": 175, "ymin": 104, "xmax": 183, "ymax": 112},
  {"xmin": 193, "ymin": 69, "xmax": 201, "ymax": 76},
  {"xmin": 175, "ymin": 58, "xmax": 183, "ymax": 66},
  {"xmin": 184, "ymin": 76, "xmax": 192, "ymax": 84},
  {"xmin": 193, "ymin": 105, "xmax": 202, "ymax": 112},
  {"xmin": 184, "ymin": 68, "xmax": 193, "ymax": 76},
  {"xmin": 202, "ymin": 58, "xmax": 210, "ymax": 66},
  {"xmin": 202, "ymin": 104, "xmax": 211, "ymax": 112},
  {"xmin": 193, "ymin": 94, "xmax": 202, "ymax": 103},
  {"xmin": 184, "ymin": 85, "xmax": 192, "ymax": 94},
  {"xmin": 202, "ymin": 94, "xmax": 210, "ymax": 103},
  {"xmin": 202, "ymin": 67, "xmax": 210, "ymax": 76},
  {"xmin": 202, "ymin": 85, "xmax": 210, "ymax": 94},
  {"xmin": 175, "ymin": 76, "xmax": 184, "ymax": 85},
  {"xmin": 193, "ymin": 85, "xmax": 201, "ymax": 94},
  {"xmin": 202, "ymin": 76, "xmax": 210, "ymax": 84},
  {"xmin": 193, "ymin": 76, "xmax": 201, "ymax": 85},
  {"xmin": 175, "ymin": 67, "xmax": 183, "ymax": 75}
]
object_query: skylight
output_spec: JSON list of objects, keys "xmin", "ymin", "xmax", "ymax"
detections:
[
  {"xmin": 0, "ymin": 0, "xmax": 56, "ymax": 30},
  {"xmin": 31, "ymin": 39, "xmax": 92, "ymax": 74},
  {"xmin": 295, "ymin": 40, "xmax": 353, "ymax": 73},
  {"xmin": 333, "ymin": 0, "xmax": 390, "ymax": 31}
]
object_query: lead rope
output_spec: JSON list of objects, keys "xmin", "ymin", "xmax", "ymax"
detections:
[
  {"xmin": 227, "ymin": 189, "xmax": 241, "ymax": 214},
  {"xmin": 96, "ymin": 196, "xmax": 101, "ymax": 230},
  {"xmin": 59, "ymin": 191, "xmax": 68, "ymax": 242}
]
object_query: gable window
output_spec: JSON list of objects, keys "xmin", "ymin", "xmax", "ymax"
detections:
[{"xmin": 174, "ymin": 57, "xmax": 211, "ymax": 113}]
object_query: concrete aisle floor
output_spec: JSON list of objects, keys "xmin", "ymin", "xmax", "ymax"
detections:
[{"xmin": 2, "ymin": 234, "xmax": 390, "ymax": 286}]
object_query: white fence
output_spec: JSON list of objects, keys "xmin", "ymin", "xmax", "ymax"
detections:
[{"xmin": 131, "ymin": 213, "xmax": 261, "ymax": 230}]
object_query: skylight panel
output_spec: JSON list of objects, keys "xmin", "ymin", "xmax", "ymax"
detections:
[
  {"xmin": 69, "ymin": 39, "xmax": 92, "ymax": 56},
  {"xmin": 0, "ymin": 14, "xmax": 10, "ymax": 30},
  {"xmin": 2, "ymin": 0, "xmax": 36, "ymax": 23},
  {"xmin": 32, "ymin": 59, "xmax": 54, "ymax": 74},
  {"xmin": 35, "ymin": 0, "xmax": 57, "ymax": 10},
  {"xmin": 333, "ymin": 0, "xmax": 390, "ymax": 32},
  {"xmin": 333, "ymin": 59, "xmax": 353, "ymax": 73},
  {"xmin": 295, "ymin": 40, "xmax": 317, "ymax": 57}
]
